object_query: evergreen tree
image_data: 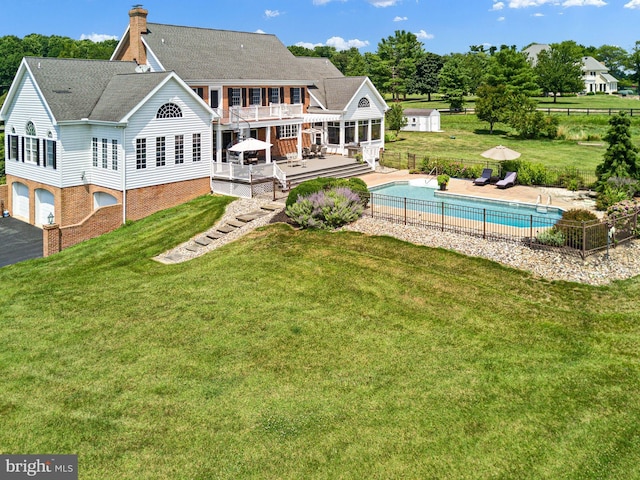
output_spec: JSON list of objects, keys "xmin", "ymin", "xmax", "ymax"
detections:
[
  {"xmin": 596, "ymin": 112, "xmax": 639, "ymax": 183},
  {"xmin": 377, "ymin": 30, "xmax": 424, "ymax": 101},
  {"xmin": 385, "ymin": 103, "xmax": 408, "ymax": 137},
  {"xmin": 484, "ymin": 45, "xmax": 539, "ymax": 97}
]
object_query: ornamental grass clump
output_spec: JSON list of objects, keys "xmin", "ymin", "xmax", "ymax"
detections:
[{"xmin": 285, "ymin": 187, "xmax": 364, "ymax": 230}]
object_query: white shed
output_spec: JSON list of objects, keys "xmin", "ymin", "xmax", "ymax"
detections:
[{"xmin": 402, "ymin": 109, "xmax": 441, "ymax": 132}]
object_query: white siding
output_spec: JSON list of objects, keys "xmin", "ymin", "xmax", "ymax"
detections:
[
  {"xmin": 59, "ymin": 124, "xmax": 93, "ymax": 187},
  {"xmin": 123, "ymin": 79, "xmax": 212, "ymax": 190},
  {"xmin": 87, "ymin": 125, "xmax": 124, "ymax": 191},
  {"xmin": 4, "ymin": 70, "xmax": 61, "ymax": 187},
  {"xmin": 343, "ymin": 83, "xmax": 386, "ymax": 121}
]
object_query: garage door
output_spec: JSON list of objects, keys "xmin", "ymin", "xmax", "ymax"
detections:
[
  {"xmin": 35, "ymin": 189, "xmax": 55, "ymax": 226},
  {"xmin": 12, "ymin": 182, "xmax": 29, "ymax": 220}
]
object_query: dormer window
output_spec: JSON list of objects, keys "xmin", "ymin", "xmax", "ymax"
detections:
[
  {"xmin": 358, "ymin": 97, "xmax": 370, "ymax": 108},
  {"xmin": 156, "ymin": 103, "xmax": 182, "ymax": 119}
]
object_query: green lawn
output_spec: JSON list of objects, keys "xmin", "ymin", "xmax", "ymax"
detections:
[
  {"xmin": 1, "ymin": 195, "xmax": 640, "ymax": 478},
  {"xmin": 385, "ymin": 105, "xmax": 640, "ymax": 171}
]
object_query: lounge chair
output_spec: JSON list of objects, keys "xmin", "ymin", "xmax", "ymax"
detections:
[
  {"xmin": 473, "ymin": 168, "xmax": 493, "ymax": 186},
  {"xmin": 496, "ymin": 171, "xmax": 517, "ymax": 189}
]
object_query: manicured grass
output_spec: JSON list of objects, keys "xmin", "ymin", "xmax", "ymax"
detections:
[
  {"xmin": 385, "ymin": 110, "xmax": 640, "ymax": 171},
  {"xmin": 1, "ymin": 196, "xmax": 640, "ymax": 478}
]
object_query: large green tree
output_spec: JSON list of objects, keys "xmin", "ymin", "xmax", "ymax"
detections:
[
  {"xmin": 484, "ymin": 45, "xmax": 539, "ymax": 97},
  {"xmin": 385, "ymin": 102, "xmax": 408, "ymax": 137},
  {"xmin": 409, "ymin": 52, "xmax": 444, "ymax": 101},
  {"xmin": 534, "ymin": 41, "xmax": 584, "ymax": 103},
  {"xmin": 376, "ymin": 30, "xmax": 424, "ymax": 101},
  {"xmin": 595, "ymin": 44, "xmax": 629, "ymax": 80},
  {"xmin": 625, "ymin": 41, "xmax": 640, "ymax": 94},
  {"xmin": 475, "ymin": 84, "xmax": 509, "ymax": 134},
  {"xmin": 438, "ymin": 53, "xmax": 471, "ymax": 110}
]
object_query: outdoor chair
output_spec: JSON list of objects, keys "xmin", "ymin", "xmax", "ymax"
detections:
[
  {"xmin": 496, "ymin": 171, "xmax": 517, "ymax": 189},
  {"xmin": 473, "ymin": 168, "xmax": 493, "ymax": 186},
  {"xmin": 310, "ymin": 144, "xmax": 320, "ymax": 156},
  {"xmin": 302, "ymin": 147, "xmax": 311, "ymax": 159},
  {"xmin": 319, "ymin": 146, "xmax": 327, "ymax": 158}
]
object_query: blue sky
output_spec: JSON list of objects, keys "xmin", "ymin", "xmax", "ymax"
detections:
[{"xmin": 1, "ymin": 0, "xmax": 640, "ymax": 55}]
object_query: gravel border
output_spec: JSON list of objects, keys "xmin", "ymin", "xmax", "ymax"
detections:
[{"xmin": 343, "ymin": 216, "xmax": 640, "ymax": 286}]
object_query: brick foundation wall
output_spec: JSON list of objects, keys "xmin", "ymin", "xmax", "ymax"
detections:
[
  {"xmin": 0, "ymin": 184, "xmax": 7, "ymax": 213},
  {"xmin": 125, "ymin": 177, "xmax": 210, "ymax": 221},
  {"xmin": 60, "ymin": 204, "xmax": 123, "ymax": 250},
  {"xmin": 42, "ymin": 224, "xmax": 61, "ymax": 257}
]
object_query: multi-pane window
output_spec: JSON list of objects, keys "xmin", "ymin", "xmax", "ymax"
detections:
[
  {"xmin": 92, "ymin": 138, "xmax": 98, "ymax": 167},
  {"xmin": 25, "ymin": 122, "xmax": 38, "ymax": 164},
  {"xmin": 156, "ymin": 103, "xmax": 182, "ymax": 118},
  {"xmin": 231, "ymin": 88, "xmax": 242, "ymax": 107},
  {"xmin": 250, "ymin": 88, "xmax": 261, "ymax": 106},
  {"xmin": 277, "ymin": 124, "xmax": 298, "ymax": 139},
  {"xmin": 371, "ymin": 119, "xmax": 382, "ymax": 140},
  {"xmin": 291, "ymin": 87, "xmax": 301, "ymax": 104},
  {"xmin": 192, "ymin": 87, "xmax": 204, "ymax": 99},
  {"xmin": 192, "ymin": 133, "xmax": 201, "ymax": 162},
  {"xmin": 45, "ymin": 140, "xmax": 56, "ymax": 169},
  {"xmin": 156, "ymin": 137, "xmax": 166, "ymax": 166},
  {"xmin": 102, "ymin": 139, "xmax": 108, "ymax": 168},
  {"xmin": 328, "ymin": 122, "xmax": 340, "ymax": 144},
  {"xmin": 111, "ymin": 139, "xmax": 118, "ymax": 170},
  {"xmin": 136, "ymin": 138, "xmax": 146, "ymax": 169},
  {"xmin": 358, "ymin": 120, "xmax": 369, "ymax": 142},
  {"xmin": 175, "ymin": 135, "xmax": 184, "ymax": 164},
  {"xmin": 344, "ymin": 121, "xmax": 356, "ymax": 144},
  {"xmin": 268, "ymin": 87, "xmax": 280, "ymax": 104}
]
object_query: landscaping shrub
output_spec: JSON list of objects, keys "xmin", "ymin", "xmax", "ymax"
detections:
[
  {"xmin": 419, "ymin": 157, "xmax": 482, "ymax": 179},
  {"xmin": 535, "ymin": 229, "xmax": 565, "ymax": 247},
  {"xmin": 501, "ymin": 159, "xmax": 554, "ymax": 186},
  {"xmin": 557, "ymin": 166, "xmax": 585, "ymax": 191},
  {"xmin": 285, "ymin": 187, "xmax": 364, "ymax": 230},
  {"xmin": 553, "ymin": 208, "xmax": 606, "ymax": 250},
  {"xmin": 605, "ymin": 199, "xmax": 640, "ymax": 236},
  {"xmin": 595, "ymin": 178, "xmax": 638, "ymax": 210},
  {"xmin": 286, "ymin": 177, "xmax": 369, "ymax": 208}
]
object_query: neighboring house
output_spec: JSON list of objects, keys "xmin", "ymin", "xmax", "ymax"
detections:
[
  {"xmin": 524, "ymin": 44, "xmax": 619, "ymax": 94},
  {"xmin": 0, "ymin": 56, "xmax": 214, "ymax": 230},
  {"xmin": 111, "ymin": 7, "xmax": 387, "ymax": 185},
  {"xmin": 401, "ymin": 109, "xmax": 441, "ymax": 133},
  {"xmin": 582, "ymin": 55, "xmax": 618, "ymax": 94},
  {"xmin": 1, "ymin": 6, "xmax": 387, "ymax": 251}
]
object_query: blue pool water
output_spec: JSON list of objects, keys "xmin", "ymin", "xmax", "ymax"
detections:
[{"xmin": 368, "ymin": 181, "xmax": 564, "ymax": 228}]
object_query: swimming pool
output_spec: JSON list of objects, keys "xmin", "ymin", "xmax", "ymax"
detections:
[{"xmin": 368, "ymin": 181, "xmax": 564, "ymax": 228}]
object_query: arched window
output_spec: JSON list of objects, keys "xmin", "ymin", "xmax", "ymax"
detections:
[
  {"xmin": 156, "ymin": 103, "xmax": 183, "ymax": 118},
  {"xmin": 357, "ymin": 97, "xmax": 370, "ymax": 108},
  {"xmin": 26, "ymin": 121, "xmax": 36, "ymax": 136}
]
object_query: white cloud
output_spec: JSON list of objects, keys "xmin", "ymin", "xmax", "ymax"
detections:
[
  {"xmin": 295, "ymin": 41, "xmax": 324, "ymax": 49},
  {"xmin": 625, "ymin": 0, "xmax": 640, "ymax": 7},
  {"xmin": 394, "ymin": 16, "xmax": 408, "ymax": 21},
  {"xmin": 491, "ymin": 2, "xmax": 505, "ymax": 10},
  {"xmin": 368, "ymin": 0, "xmax": 400, "ymax": 6},
  {"xmin": 313, "ymin": 0, "xmax": 346, "ymax": 4},
  {"xmin": 255, "ymin": 29, "xmax": 267, "ymax": 34},
  {"xmin": 264, "ymin": 9, "xmax": 281, "ymax": 18},
  {"xmin": 80, "ymin": 33, "xmax": 118, "ymax": 42},
  {"xmin": 532, "ymin": 12, "xmax": 545, "ymax": 15},
  {"xmin": 508, "ymin": 0, "xmax": 555, "ymax": 7},
  {"xmin": 326, "ymin": 36, "xmax": 370, "ymax": 50},
  {"xmin": 497, "ymin": 16, "xmax": 506, "ymax": 20},
  {"xmin": 562, "ymin": 0, "xmax": 606, "ymax": 6},
  {"xmin": 415, "ymin": 29, "xmax": 434, "ymax": 40}
]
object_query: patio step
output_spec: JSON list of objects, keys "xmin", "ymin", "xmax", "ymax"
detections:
[
  {"xmin": 206, "ymin": 231, "xmax": 225, "ymax": 240},
  {"xmin": 216, "ymin": 224, "xmax": 237, "ymax": 234},
  {"xmin": 194, "ymin": 236, "xmax": 212, "ymax": 246},
  {"xmin": 261, "ymin": 203, "xmax": 284, "ymax": 211},
  {"xmin": 227, "ymin": 219, "xmax": 246, "ymax": 228}
]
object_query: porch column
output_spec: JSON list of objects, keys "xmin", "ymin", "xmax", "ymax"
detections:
[
  {"xmin": 215, "ymin": 124, "xmax": 222, "ymax": 163},
  {"xmin": 297, "ymin": 123, "xmax": 303, "ymax": 159},
  {"xmin": 266, "ymin": 127, "xmax": 272, "ymax": 164}
]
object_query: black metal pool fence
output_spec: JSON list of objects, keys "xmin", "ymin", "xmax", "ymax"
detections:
[{"xmin": 366, "ymin": 192, "xmax": 638, "ymax": 259}]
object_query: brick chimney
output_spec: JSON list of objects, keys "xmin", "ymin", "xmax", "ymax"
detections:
[{"xmin": 128, "ymin": 5, "xmax": 148, "ymax": 65}]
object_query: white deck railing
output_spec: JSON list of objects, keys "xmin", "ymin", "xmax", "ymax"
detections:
[{"xmin": 225, "ymin": 104, "xmax": 303, "ymax": 124}]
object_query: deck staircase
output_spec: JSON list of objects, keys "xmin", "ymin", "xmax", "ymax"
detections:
[{"xmin": 275, "ymin": 160, "xmax": 373, "ymax": 190}]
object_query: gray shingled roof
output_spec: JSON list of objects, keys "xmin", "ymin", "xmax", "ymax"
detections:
[
  {"xmin": 321, "ymin": 77, "xmax": 367, "ymax": 111},
  {"xmin": 582, "ymin": 56, "xmax": 608, "ymax": 72},
  {"xmin": 143, "ymin": 23, "xmax": 311, "ymax": 81},
  {"xmin": 90, "ymin": 72, "xmax": 172, "ymax": 122},
  {"xmin": 24, "ymin": 57, "xmax": 138, "ymax": 121}
]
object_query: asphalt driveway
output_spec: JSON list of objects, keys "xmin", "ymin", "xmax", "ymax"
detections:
[{"xmin": 0, "ymin": 217, "xmax": 43, "ymax": 267}]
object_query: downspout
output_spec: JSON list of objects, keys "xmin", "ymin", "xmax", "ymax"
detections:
[{"xmin": 121, "ymin": 126, "xmax": 127, "ymax": 224}]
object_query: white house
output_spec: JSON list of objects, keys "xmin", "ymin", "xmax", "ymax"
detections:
[
  {"xmin": 524, "ymin": 44, "xmax": 619, "ymax": 94},
  {"xmin": 401, "ymin": 109, "xmax": 441, "ymax": 132},
  {"xmin": 0, "ymin": 57, "xmax": 215, "ymax": 228}
]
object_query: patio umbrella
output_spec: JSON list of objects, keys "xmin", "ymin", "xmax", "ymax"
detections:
[
  {"xmin": 228, "ymin": 137, "xmax": 272, "ymax": 152},
  {"xmin": 481, "ymin": 145, "xmax": 521, "ymax": 161},
  {"xmin": 301, "ymin": 127, "xmax": 323, "ymax": 135}
]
